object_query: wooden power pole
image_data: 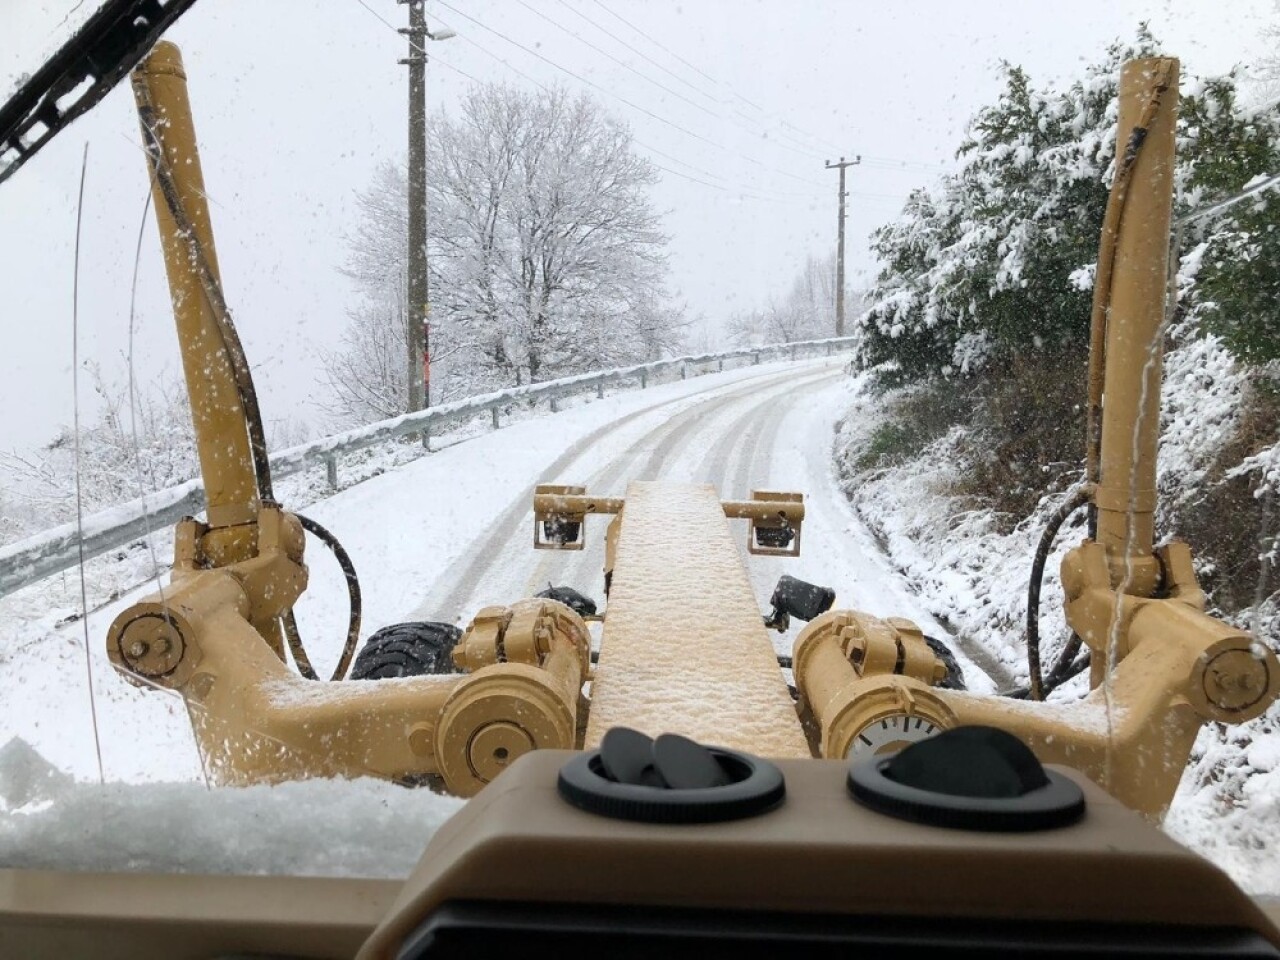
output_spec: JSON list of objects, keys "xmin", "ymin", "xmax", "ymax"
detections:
[
  {"xmin": 825, "ymin": 155, "xmax": 860, "ymax": 337},
  {"xmin": 400, "ymin": 0, "xmax": 429, "ymax": 412}
]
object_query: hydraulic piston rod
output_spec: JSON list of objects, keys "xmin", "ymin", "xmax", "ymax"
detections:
[
  {"xmin": 132, "ymin": 42, "xmax": 259, "ymax": 559},
  {"xmin": 1094, "ymin": 56, "xmax": 1179, "ymax": 592}
]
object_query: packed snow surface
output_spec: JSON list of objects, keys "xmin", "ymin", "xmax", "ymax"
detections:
[{"xmin": 0, "ymin": 737, "xmax": 463, "ymax": 878}]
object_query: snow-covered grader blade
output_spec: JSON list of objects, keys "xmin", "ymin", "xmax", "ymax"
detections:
[{"xmin": 1, "ymin": 32, "xmax": 1278, "ymax": 960}]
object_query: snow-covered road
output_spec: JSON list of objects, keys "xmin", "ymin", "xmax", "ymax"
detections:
[
  {"xmin": 6, "ymin": 356, "xmax": 1269, "ymax": 896},
  {"xmin": 0, "ymin": 357, "xmax": 991, "ymax": 792}
]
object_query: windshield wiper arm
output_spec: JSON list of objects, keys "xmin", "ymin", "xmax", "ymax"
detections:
[{"xmin": 0, "ymin": 0, "xmax": 201, "ymax": 187}]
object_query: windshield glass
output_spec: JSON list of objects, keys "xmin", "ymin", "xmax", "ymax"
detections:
[{"xmin": 0, "ymin": 0, "xmax": 1277, "ymax": 902}]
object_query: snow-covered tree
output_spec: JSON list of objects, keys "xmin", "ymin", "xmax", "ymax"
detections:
[
  {"xmin": 318, "ymin": 297, "xmax": 411, "ymax": 425},
  {"xmin": 726, "ymin": 251, "xmax": 851, "ymax": 346},
  {"xmin": 858, "ymin": 36, "xmax": 1162, "ymax": 383},
  {"xmin": 858, "ymin": 32, "xmax": 1280, "ymax": 383},
  {"xmin": 323, "ymin": 83, "xmax": 683, "ymax": 426},
  {"xmin": 1, "ymin": 367, "xmax": 198, "ymax": 536},
  {"xmin": 1178, "ymin": 77, "xmax": 1280, "ymax": 366}
]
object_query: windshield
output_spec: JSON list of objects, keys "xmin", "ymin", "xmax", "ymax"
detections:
[{"xmin": 0, "ymin": 0, "xmax": 1277, "ymax": 902}]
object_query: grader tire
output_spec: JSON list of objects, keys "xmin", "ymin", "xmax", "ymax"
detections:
[{"xmin": 349, "ymin": 621, "xmax": 462, "ymax": 679}]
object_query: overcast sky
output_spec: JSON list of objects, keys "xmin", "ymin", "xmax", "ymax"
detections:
[{"xmin": 0, "ymin": 0, "xmax": 1274, "ymax": 451}]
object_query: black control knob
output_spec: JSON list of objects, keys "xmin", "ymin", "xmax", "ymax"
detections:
[
  {"xmin": 848, "ymin": 725, "xmax": 1085, "ymax": 831},
  {"xmin": 558, "ymin": 727, "xmax": 785, "ymax": 824}
]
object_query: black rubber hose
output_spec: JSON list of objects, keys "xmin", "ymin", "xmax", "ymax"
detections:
[
  {"xmin": 281, "ymin": 609, "xmax": 317, "ymax": 681},
  {"xmin": 283, "ymin": 514, "xmax": 362, "ymax": 682},
  {"xmin": 1046, "ymin": 648, "xmax": 1091, "ymax": 692},
  {"xmin": 1026, "ymin": 486, "xmax": 1093, "ymax": 701},
  {"xmin": 1001, "ymin": 639, "xmax": 1090, "ymax": 700},
  {"xmin": 1044, "ymin": 632, "xmax": 1085, "ymax": 690},
  {"xmin": 136, "ymin": 90, "xmax": 359, "ymax": 684},
  {"xmin": 136, "ymin": 93, "xmax": 366, "ymax": 683}
]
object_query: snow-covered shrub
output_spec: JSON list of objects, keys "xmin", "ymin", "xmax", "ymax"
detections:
[
  {"xmin": 858, "ymin": 33, "xmax": 1280, "ymax": 386},
  {"xmin": 856, "ymin": 38, "xmax": 1153, "ymax": 383}
]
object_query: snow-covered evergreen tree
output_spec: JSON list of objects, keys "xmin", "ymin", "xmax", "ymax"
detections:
[
  {"xmin": 1179, "ymin": 77, "xmax": 1280, "ymax": 366},
  {"xmin": 859, "ymin": 31, "xmax": 1280, "ymax": 383},
  {"xmin": 858, "ymin": 36, "xmax": 1166, "ymax": 382}
]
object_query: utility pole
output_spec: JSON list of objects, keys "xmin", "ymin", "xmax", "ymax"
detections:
[
  {"xmin": 825, "ymin": 155, "xmax": 860, "ymax": 337},
  {"xmin": 400, "ymin": 0, "xmax": 429, "ymax": 413}
]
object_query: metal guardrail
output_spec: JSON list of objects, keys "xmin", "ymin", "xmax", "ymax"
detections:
[{"xmin": 0, "ymin": 337, "xmax": 856, "ymax": 598}]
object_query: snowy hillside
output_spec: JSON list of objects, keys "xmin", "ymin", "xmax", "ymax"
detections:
[{"xmin": 833, "ymin": 329, "xmax": 1280, "ymax": 897}]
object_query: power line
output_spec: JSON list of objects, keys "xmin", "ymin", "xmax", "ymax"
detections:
[
  {"xmin": 590, "ymin": 0, "xmax": 838, "ymax": 153},
  {"xmin": 432, "ymin": 2, "xmax": 944, "ymax": 180},
  {"xmin": 591, "ymin": 0, "xmax": 719, "ymax": 86},
  {"xmin": 649, "ymin": 158, "xmax": 810, "ymax": 205},
  {"xmin": 567, "ymin": 1, "xmax": 836, "ymax": 165},
  {"xmin": 434, "ymin": 0, "xmax": 724, "ymax": 150},
  {"xmin": 515, "ymin": 0, "xmax": 718, "ymax": 119},
  {"xmin": 438, "ymin": 0, "xmax": 835, "ymax": 189},
  {"xmin": 1176, "ymin": 168, "xmax": 1280, "ymax": 229},
  {"xmin": 351, "ymin": 0, "xmax": 907, "ymax": 210},
  {"xmin": 636, "ymin": 137, "xmax": 830, "ymax": 203},
  {"xmin": 589, "ymin": 0, "xmax": 948, "ymax": 175},
  {"xmin": 557, "ymin": 0, "xmax": 721, "ymax": 104},
  {"xmin": 406, "ymin": 4, "xmax": 822, "ymax": 202},
  {"xmin": 429, "ymin": 55, "xmax": 485, "ymax": 86},
  {"xmin": 576, "ymin": 0, "xmax": 926, "ymax": 181},
  {"xmin": 352, "ymin": 0, "xmax": 407, "ymax": 43}
]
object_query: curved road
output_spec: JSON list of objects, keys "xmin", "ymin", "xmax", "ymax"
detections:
[
  {"xmin": 411, "ymin": 365, "xmax": 840, "ymax": 628},
  {"xmin": 405, "ymin": 360, "xmax": 995, "ymax": 689}
]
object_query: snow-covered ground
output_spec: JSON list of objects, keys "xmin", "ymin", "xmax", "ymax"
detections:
[
  {"xmin": 3, "ymin": 357, "xmax": 969, "ymax": 878},
  {"xmin": 1, "ymin": 354, "xmax": 1273, "ymax": 904}
]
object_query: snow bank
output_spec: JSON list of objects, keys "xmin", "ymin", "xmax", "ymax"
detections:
[
  {"xmin": 0, "ymin": 737, "xmax": 463, "ymax": 878},
  {"xmin": 832, "ymin": 395, "xmax": 1075, "ymax": 691},
  {"xmin": 1164, "ymin": 704, "xmax": 1280, "ymax": 897}
]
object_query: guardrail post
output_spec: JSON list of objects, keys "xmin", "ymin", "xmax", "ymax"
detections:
[
  {"xmin": 641, "ymin": 371, "xmax": 648, "ymax": 388},
  {"xmin": 550, "ymin": 396, "xmax": 560, "ymax": 413},
  {"xmin": 826, "ymin": 342, "xmax": 833, "ymax": 356},
  {"xmin": 680, "ymin": 363, "xmax": 687, "ymax": 380},
  {"xmin": 753, "ymin": 351, "xmax": 760, "ymax": 365},
  {"xmin": 324, "ymin": 456, "xmax": 338, "ymax": 492},
  {"xmin": 491, "ymin": 407, "xmax": 500, "ymax": 430},
  {"xmin": 718, "ymin": 358, "xmax": 724, "ymax": 372},
  {"xmin": 791, "ymin": 343, "xmax": 798, "ymax": 361},
  {"xmin": 597, "ymin": 381, "xmax": 605, "ymax": 399}
]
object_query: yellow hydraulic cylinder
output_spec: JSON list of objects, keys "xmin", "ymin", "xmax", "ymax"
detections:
[
  {"xmin": 1095, "ymin": 57, "xmax": 1178, "ymax": 590},
  {"xmin": 132, "ymin": 43, "xmax": 259, "ymax": 543}
]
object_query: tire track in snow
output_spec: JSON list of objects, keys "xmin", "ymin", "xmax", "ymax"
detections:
[
  {"xmin": 411, "ymin": 366, "xmax": 833, "ymax": 624},
  {"xmin": 759, "ymin": 378, "xmax": 1003, "ymax": 693},
  {"xmin": 518, "ymin": 367, "xmax": 844, "ymax": 605}
]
